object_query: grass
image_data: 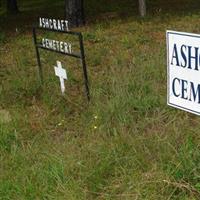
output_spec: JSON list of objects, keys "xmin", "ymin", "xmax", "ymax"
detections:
[{"xmin": 1, "ymin": 0, "xmax": 200, "ymax": 199}]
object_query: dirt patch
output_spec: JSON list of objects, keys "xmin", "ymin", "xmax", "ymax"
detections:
[{"xmin": 0, "ymin": 109, "xmax": 12, "ymax": 123}]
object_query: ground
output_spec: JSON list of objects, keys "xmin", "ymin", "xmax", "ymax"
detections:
[{"xmin": 1, "ymin": 0, "xmax": 200, "ymax": 199}]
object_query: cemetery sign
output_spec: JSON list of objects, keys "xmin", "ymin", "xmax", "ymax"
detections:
[
  {"xmin": 33, "ymin": 17, "xmax": 90, "ymax": 100},
  {"xmin": 167, "ymin": 30, "xmax": 200, "ymax": 115}
]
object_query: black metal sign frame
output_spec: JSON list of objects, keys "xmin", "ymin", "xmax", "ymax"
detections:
[{"xmin": 33, "ymin": 27, "xmax": 90, "ymax": 101}]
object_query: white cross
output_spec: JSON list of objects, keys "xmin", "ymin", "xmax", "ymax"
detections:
[{"xmin": 54, "ymin": 61, "xmax": 67, "ymax": 94}]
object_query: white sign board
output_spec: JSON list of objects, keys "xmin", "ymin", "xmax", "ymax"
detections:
[{"xmin": 167, "ymin": 30, "xmax": 200, "ymax": 115}]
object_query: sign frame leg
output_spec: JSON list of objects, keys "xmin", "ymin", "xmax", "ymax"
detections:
[
  {"xmin": 79, "ymin": 33, "xmax": 90, "ymax": 101},
  {"xmin": 33, "ymin": 28, "xmax": 43, "ymax": 84}
]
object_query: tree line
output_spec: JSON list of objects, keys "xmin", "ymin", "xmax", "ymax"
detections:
[{"xmin": 6, "ymin": 0, "xmax": 146, "ymax": 26}]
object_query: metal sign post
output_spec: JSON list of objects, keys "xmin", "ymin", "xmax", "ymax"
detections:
[{"xmin": 33, "ymin": 27, "xmax": 90, "ymax": 101}]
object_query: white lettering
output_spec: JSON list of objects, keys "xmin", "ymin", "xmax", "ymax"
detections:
[
  {"xmin": 41, "ymin": 38, "xmax": 72, "ymax": 53},
  {"xmin": 39, "ymin": 18, "xmax": 69, "ymax": 31}
]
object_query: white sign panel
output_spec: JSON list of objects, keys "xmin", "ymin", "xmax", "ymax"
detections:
[{"xmin": 167, "ymin": 30, "xmax": 200, "ymax": 115}]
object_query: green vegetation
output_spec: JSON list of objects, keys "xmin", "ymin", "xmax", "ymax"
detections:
[{"xmin": 1, "ymin": 0, "xmax": 200, "ymax": 199}]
